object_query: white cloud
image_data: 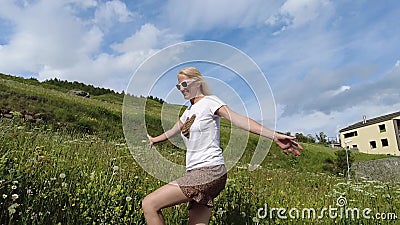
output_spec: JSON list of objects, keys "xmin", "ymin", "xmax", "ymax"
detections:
[
  {"xmin": 0, "ymin": 0, "xmax": 182, "ymax": 92},
  {"xmin": 275, "ymin": 62, "xmax": 400, "ymax": 136},
  {"xmin": 80, "ymin": 26, "xmax": 104, "ymax": 55},
  {"xmin": 66, "ymin": 0, "xmax": 98, "ymax": 9},
  {"xmin": 94, "ymin": 0, "xmax": 135, "ymax": 31},
  {"xmin": 111, "ymin": 23, "xmax": 182, "ymax": 53},
  {"xmin": 275, "ymin": 65, "xmax": 386, "ymax": 115},
  {"xmin": 37, "ymin": 46, "xmax": 160, "ymax": 92},
  {"xmin": 161, "ymin": 0, "xmax": 283, "ymax": 33},
  {"xmin": 0, "ymin": 1, "xmax": 22, "ymax": 21},
  {"xmin": 37, "ymin": 21, "xmax": 182, "ymax": 91},
  {"xmin": 277, "ymin": 102, "xmax": 400, "ymax": 138},
  {"xmin": 325, "ymin": 85, "xmax": 350, "ymax": 97},
  {"xmin": 266, "ymin": 0, "xmax": 333, "ymax": 32},
  {"xmin": 282, "ymin": 0, "xmax": 332, "ymax": 27},
  {"xmin": 277, "ymin": 109, "xmax": 336, "ymax": 136},
  {"xmin": 0, "ymin": 0, "xmax": 97, "ymax": 72}
]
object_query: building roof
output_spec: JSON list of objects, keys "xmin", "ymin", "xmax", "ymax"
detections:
[{"xmin": 339, "ymin": 111, "xmax": 400, "ymax": 133}]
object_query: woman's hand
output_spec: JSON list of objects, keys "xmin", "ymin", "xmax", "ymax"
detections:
[
  {"xmin": 273, "ymin": 133, "xmax": 303, "ymax": 156},
  {"xmin": 147, "ymin": 134, "xmax": 155, "ymax": 148},
  {"xmin": 145, "ymin": 121, "xmax": 182, "ymax": 149}
]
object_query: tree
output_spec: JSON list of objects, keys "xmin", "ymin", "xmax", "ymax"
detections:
[
  {"xmin": 293, "ymin": 132, "xmax": 316, "ymax": 143},
  {"xmin": 306, "ymin": 134, "xmax": 316, "ymax": 143},
  {"xmin": 315, "ymin": 132, "xmax": 328, "ymax": 144},
  {"xmin": 146, "ymin": 95, "xmax": 165, "ymax": 104}
]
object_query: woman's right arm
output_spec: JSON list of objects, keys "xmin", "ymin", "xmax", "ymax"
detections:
[{"xmin": 147, "ymin": 120, "xmax": 183, "ymax": 148}]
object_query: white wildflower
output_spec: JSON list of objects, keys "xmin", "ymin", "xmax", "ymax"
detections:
[
  {"xmin": 236, "ymin": 166, "xmax": 247, "ymax": 170},
  {"xmin": 216, "ymin": 208, "xmax": 226, "ymax": 216},
  {"xmin": 126, "ymin": 196, "xmax": 132, "ymax": 202},
  {"xmin": 8, "ymin": 203, "xmax": 19, "ymax": 215},
  {"xmin": 59, "ymin": 173, "xmax": 66, "ymax": 179},
  {"xmin": 11, "ymin": 194, "xmax": 19, "ymax": 201}
]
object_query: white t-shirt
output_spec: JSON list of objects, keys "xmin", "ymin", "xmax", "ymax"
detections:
[{"xmin": 180, "ymin": 95, "xmax": 226, "ymax": 171}]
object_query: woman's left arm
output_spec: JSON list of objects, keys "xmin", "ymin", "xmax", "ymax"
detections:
[{"xmin": 216, "ymin": 105, "xmax": 302, "ymax": 156}]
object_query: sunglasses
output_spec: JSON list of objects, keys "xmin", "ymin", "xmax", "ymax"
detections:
[{"xmin": 176, "ymin": 79, "xmax": 195, "ymax": 90}]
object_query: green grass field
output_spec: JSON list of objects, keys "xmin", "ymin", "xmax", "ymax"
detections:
[{"xmin": 1, "ymin": 75, "xmax": 399, "ymax": 224}]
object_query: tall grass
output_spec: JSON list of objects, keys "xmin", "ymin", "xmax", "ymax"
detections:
[
  {"xmin": 1, "ymin": 118, "xmax": 148, "ymax": 224},
  {"xmin": 1, "ymin": 118, "xmax": 399, "ymax": 224}
]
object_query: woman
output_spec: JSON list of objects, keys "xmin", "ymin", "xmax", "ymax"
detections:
[{"xmin": 143, "ymin": 67, "xmax": 302, "ymax": 225}]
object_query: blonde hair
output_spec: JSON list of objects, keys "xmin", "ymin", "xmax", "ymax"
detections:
[{"xmin": 178, "ymin": 67, "xmax": 212, "ymax": 95}]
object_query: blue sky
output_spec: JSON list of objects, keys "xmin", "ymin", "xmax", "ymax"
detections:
[{"xmin": 0, "ymin": 0, "xmax": 399, "ymax": 139}]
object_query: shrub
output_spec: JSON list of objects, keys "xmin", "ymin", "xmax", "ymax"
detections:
[
  {"xmin": 322, "ymin": 158, "xmax": 336, "ymax": 173},
  {"xmin": 335, "ymin": 149, "xmax": 354, "ymax": 177}
]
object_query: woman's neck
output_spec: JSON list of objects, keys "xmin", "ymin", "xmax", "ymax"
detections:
[{"xmin": 190, "ymin": 94, "xmax": 205, "ymax": 105}]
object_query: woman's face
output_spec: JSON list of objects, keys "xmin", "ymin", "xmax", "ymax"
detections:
[{"xmin": 177, "ymin": 74, "xmax": 200, "ymax": 100}]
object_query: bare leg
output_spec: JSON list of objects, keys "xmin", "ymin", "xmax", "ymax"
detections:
[
  {"xmin": 189, "ymin": 201, "xmax": 212, "ymax": 225},
  {"xmin": 142, "ymin": 182, "xmax": 191, "ymax": 225}
]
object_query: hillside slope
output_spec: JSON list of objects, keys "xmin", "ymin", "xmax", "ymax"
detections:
[
  {"xmin": 0, "ymin": 74, "xmax": 393, "ymax": 171},
  {"xmin": 1, "ymin": 74, "xmax": 128, "ymax": 140}
]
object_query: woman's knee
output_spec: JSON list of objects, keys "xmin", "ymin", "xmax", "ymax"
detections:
[{"xmin": 142, "ymin": 194, "xmax": 160, "ymax": 214}]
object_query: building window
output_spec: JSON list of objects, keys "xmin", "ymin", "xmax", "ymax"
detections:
[
  {"xmin": 344, "ymin": 131, "xmax": 358, "ymax": 138},
  {"xmin": 381, "ymin": 138, "xmax": 389, "ymax": 147},
  {"xmin": 352, "ymin": 145, "xmax": 358, "ymax": 150},
  {"xmin": 370, "ymin": 141, "xmax": 377, "ymax": 149},
  {"xmin": 379, "ymin": 124, "xmax": 386, "ymax": 133}
]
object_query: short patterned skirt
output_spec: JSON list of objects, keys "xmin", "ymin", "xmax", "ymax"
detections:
[{"xmin": 175, "ymin": 164, "xmax": 227, "ymax": 210}]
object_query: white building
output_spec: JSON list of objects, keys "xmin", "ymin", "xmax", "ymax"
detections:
[{"xmin": 339, "ymin": 111, "xmax": 400, "ymax": 156}]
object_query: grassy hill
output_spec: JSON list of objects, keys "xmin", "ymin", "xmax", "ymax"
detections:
[
  {"xmin": 0, "ymin": 73, "xmax": 391, "ymax": 169},
  {"xmin": 1, "ymin": 74, "xmax": 399, "ymax": 224}
]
